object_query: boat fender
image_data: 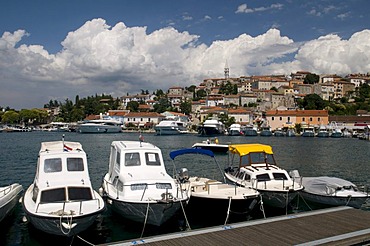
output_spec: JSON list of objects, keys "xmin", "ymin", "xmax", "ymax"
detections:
[{"xmin": 62, "ymin": 222, "xmax": 77, "ymax": 230}]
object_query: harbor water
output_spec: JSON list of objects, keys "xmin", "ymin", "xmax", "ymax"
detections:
[{"xmin": 1, "ymin": 131, "xmax": 369, "ymax": 245}]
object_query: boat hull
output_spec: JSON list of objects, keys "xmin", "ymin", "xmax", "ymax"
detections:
[
  {"xmin": 197, "ymin": 126, "xmax": 224, "ymax": 136},
  {"xmin": 259, "ymin": 190, "xmax": 299, "ymax": 208},
  {"xmin": 243, "ymin": 129, "xmax": 258, "ymax": 136},
  {"xmin": 0, "ymin": 184, "xmax": 23, "ymax": 222},
  {"xmin": 228, "ymin": 130, "xmax": 243, "ymax": 136},
  {"xmin": 192, "ymin": 143, "xmax": 229, "ymax": 153},
  {"xmin": 23, "ymin": 207, "xmax": 102, "ymax": 236},
  {"xmin": 300, "ymin": 191, "xmax": 368, "ymax": 209},
  {"xmin": 155, "ymin": 127, "xmax": 186, "ymax": 135},
  {"xmin": 78, "ymin": 125, "xmax": 122, "ymax": 133},
  {"xmin": 186, "ymin": 195, "xmax": 259, "ymax": 223},
  {"xmin": 107, "ymin": 198, "xmax": 186, "ymax": 226},
  {"xmin": 260, "ymin": 130, "xmax": 272, "ymax": 137}
]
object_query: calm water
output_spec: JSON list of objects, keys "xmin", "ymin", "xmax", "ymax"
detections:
[{"xmin": 1, "ymin": 131, "xmax": 369, "ymax": 245}]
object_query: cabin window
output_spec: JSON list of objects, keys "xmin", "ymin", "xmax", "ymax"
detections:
[
  {"xmin": 115, "ymin": 150, "xmax": 121, "ymax": 171},
  {"xmin": 145, "ymin": 153, "xmax": 161, "ymax": 166},
  {"xmin": 67, "ymin": 158, "xmax": 84, "ymax": 171},
  {"xmin": 40, "ymin": 188, "xmax": 66, "ymax": 203},
  {"xmin": 237, "ymin": 172, "xmax": 245, "ymax": 179},
  {"xmin": 244, "ymin": 174, "xmax": 251, "ymax": 181},
  {"xmin": 68, "ymin": 187, "xmax": 93, "ymax": 200},
  {"xmin": 156, "ymin": 183, "xmax": 172, "ymax": 189},
  {"xmin": 131, "ymin": 183, "xmax": 147, "ymax": 190},
  {"xmin": 273, "ymin": 173, "xmax": 288, "ymax": 180},
  {"xmin": 125, "ymin": 153, "xmax": 141, "ymax": 166},
  {"xmin": 44, "ymin": 158, "xmax": 62, "ymax": 173},
  {"xmin": 256, "ymin": 174, "xmax": 270, "ymax": 181}
]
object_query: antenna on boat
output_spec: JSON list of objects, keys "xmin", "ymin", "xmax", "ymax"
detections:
[
  {"xmin": 62, "ymin": 134, "xmax": 65, "ymax": 146},
  {"xmin": 139, "ymin": 132, "xmax": 144, "ymax": 147}
]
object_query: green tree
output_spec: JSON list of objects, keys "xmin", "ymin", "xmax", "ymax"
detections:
[
  {"xmin": 298, "ymin": 94, "xmax": 326, "ymax": 110},
  {"xmin": 126, "ymin": 101, "xmax": 139, "ymax": 112},
  {"xmin": 304, "ymin": 73, "xmax": 320, "ymax": 84},
  {"xmin": 2, "ymin": 110, "xmax": 19, "ymax": 124},
  {"xmin": 180, "ymin": 101, "xmax": 192, "ymax": 115}
]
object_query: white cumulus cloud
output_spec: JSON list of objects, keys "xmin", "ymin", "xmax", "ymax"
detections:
[{"xmin": 1, "ymin": 18, "xmax": 370, "ymax": 109}]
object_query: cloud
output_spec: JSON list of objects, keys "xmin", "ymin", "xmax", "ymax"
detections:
[
  {"xmin": 1, "ymin": 18, "xmax": 370, "ymax": 109},
  {"xmin": 235, "ymin": 3, "xmax": 283, "ymax": 14}
]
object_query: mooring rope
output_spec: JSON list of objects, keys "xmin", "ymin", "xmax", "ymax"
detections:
[
  {"xmin": 259, "ymin": 194, "xmax": 266, "ymax": 219},
  {"xmin": 140, "ymin": 202, "xmax": 150, "ymax": 238},
  {"xmin": 224, "ymin": 196, "xmax": 232, "ymax": 225},
  {"xmin": 285, "ymin": 191, "xmax": 289, "ymax": 215},
  {"xmin": 345, "ymin": 195, "xmax": 352, "ymax": 206},
  {"xmin": 298, "ymin": 192, "xmax": 312, "ymax": 211},
  {"xmin": 76, "ymin": 235, "xmax": 95, "ymax": 246},
  {"xmin": 60, "ymin": 214, "xmax": 73, "ymax": 235},
  {"xmin": 180, "ymin": 199, "xmax": 191, "ymax": 230}
]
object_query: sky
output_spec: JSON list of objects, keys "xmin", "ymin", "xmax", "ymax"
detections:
[{"xmin": 1, "ymin": 0, "xmax": 370, "ymax": 109}]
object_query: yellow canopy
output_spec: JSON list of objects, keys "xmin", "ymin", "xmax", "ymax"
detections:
[{"xmin": 228, "ymin": 143, "xmax": 273, "ymax": 156}]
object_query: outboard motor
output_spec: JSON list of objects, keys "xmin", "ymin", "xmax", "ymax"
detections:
[{"xmin": 178, "ymin": 168, "xmax": 189, "ymax": 183}]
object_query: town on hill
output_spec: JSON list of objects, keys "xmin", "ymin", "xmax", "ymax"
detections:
[{"xmin": 1, "ymin": 70, "xmax": 370, "ymax": 135}]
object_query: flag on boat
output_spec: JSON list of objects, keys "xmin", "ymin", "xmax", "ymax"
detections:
[{"xmin": 64, "ymin": 144, "xmax": 72, "ymax": 152}]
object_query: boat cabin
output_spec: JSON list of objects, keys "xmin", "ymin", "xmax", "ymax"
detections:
[
  {"xmin": 32, "ymin": 141, "xmax": 93, "ymax": 204},
  {"xmin": 106, "ymin": 141, "xmax": 174, "ymax": 200}
]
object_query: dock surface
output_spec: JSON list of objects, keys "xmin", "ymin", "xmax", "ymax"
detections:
[{"xmin": 104, "ymin": 206, "xmax": 370, "ymax": 246}]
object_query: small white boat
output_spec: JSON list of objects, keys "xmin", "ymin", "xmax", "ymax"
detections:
[
  {"xmin": 0, "ymin": 183, "xmax": 23, "ymax": 222},
  {"xmin": 101, "ymin": 140, "xmax": 189, "ymax": 226},
  {"xmin": 169, "ymin": 148, "xmax": 260, "ymax": 223},
  {"xmin": 77, "ymin": 119, "xmax": 122, "ymax": 133},
  {"xmin": 228, "ymin": 124, "xmax": 243, "ymax": 136},
  {"xmin": 22, "ymin": 139, "xmax": 105, "ymax": 236},
  {"xmin": 301, "ymin": 127, "xmax": 315, "ymax": 137},
  {"xmin": 192, "ymin": 138, "xmax": 229, "ymax": 153},
  {"xmin": 298, "ymin": 176, "xmax": 369, "ymax": 209},
  {"xmin": 197, "ymin": 117, "xmax": 225, "ymax": 136},
  {"xmin": 225, "ymin": 144, "xmax": 303, "ymax": 209}
]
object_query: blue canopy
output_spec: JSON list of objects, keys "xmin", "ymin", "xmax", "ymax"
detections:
[{"xmin": 169, "ymin": 148, "xmax": 214, "ymax": 160}]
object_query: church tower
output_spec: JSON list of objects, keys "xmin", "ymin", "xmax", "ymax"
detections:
[{"xmin": 224, "ymin": 60, "xmax": 229, "ymax": 79}]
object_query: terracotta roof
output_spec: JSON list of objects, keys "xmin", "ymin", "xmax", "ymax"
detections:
[
  {"xmin": 266, "ymin": 110, "xmax": 328, "ymax": 117},
  {"xmin": 125, "ymin": 112, "xmax": 164, "ymax": 118}
]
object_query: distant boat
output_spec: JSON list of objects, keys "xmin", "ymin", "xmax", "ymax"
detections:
[
  {"xmin": 330, "ymin": 122, "xmax": 343, "ymax": 138},
  {"xmin": 316, "ymin": 126, "xmax": 329, "ymax": 138},
  {"xmin": 154, "ymin": 119, "xmax": 188, "ymax": 135},
  {"xmin": 301, "ymin": 127, "xmax": 315, "ymax": 137},
  {"xmin": 197, "ymin": 118, "xmax": 225, "ymax": 136},
  {"xmin": 286, "ymin": 128, "xmax": 296, "ymax": 137},
  {"xmin": 273, "ymin": 128, "xmax": 285, "ymax": 137},
  {"xmin": 242, "ymin": 124, "xmax": 258, "ymax": 136},
  {"xmin": 77, "ymin": 119, "xmax": 122, "ymax": 133},
  {"xmin": 259, "ymin": 126, "xmax": 272, "ymax": 137},
  {"xmin": 227, "ymin": 123, "xmax": 243, "ymax": 136}
]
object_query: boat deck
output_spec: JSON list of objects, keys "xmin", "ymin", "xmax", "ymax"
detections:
[{"xmin": 103, "ymin": 206, "xmax": 370, "ymax": 246}]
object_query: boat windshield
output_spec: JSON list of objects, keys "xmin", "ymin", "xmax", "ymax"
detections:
[
  {"xmin": 241, "ymin": 152, "xmax": 276, "ymax": 166},
  {"xmin": 44, "ymin": 158, "xmax": 62, "ymax": 173},
  {"xmin": 67, "ymin": 158, "xmax": 84, "ymax": 171}
]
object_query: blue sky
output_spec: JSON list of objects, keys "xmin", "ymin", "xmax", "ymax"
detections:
[{"xmin": 1, "ymin": 0, "xmax": 370, "ymax": 109}]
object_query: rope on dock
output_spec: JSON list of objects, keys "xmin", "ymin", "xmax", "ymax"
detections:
[
  {"xmin": 224, "ymin": 196, "xmax": 232, "ymax": 225},
  {"xmin": 180, "ymin": 200, "xmax": 191, "ymax": 230},
  {"xmin": 140, "ymin": 202, "xmax": 150, "ymax": 238}
]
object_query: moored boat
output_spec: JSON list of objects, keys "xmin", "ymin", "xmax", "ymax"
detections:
[
  {"xmin": 154, "ymin": 119, "xmax": 188, "ymax": 135},
  {"xmin": 77, "ymin": 119, "xmax": 123, "ymax": 133},
  {"xmin": 197, "ymin": 117, "xmax": 225, "ymax": 136},
  {"xmin": 224, "ymin": 144, "xmax": 303, "ymax": 209},
  {"xmin": 301, "ymin": 126, "xmax": 315, "ymax": 137},
  {"xmin": 242, "ymin": 124, "xmax": 258, "ymax": 136},
  {"xmin": 316, "ymin": 126, "xmax": 329, "ymax": 138},
  {"xmin": 22, "ymin": 139, "xmax": 105, "ymax": 236},
  {"xmin": 0, "ymin": 183, "xmax": 23, "ymax": 223},
  {"xmin": 259, "ymin": 126, "xmax": 272, "ymax": 137},
  {"xmin": 228, "ymin": 124, "xmax": 243, "ymax": 136},
  {"xmin": 169, "ymin": 148, "xmax": 260, "ymax": 224},
  {"xmin": 100, "ymin": 140, "xmax": 189, "ymax": 226},
  {"xmin": 192, "ymin": 137, "xmax": 229, "ymax": 153},
  {"xmin": 297, "ymin": 176, "xmax": 369, "ymax": 209}
]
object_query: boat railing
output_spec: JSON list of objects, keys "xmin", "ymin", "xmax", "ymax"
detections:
[
  {"xmin": 0, "ymin": 186, "xmax": 12, "ymax": 198},
  {"xmin": 36, "ymin": 198, "xmax": 102, "ymax": 215},
  {"xmin": 251, "ymin": 177, "xmax": 302, "ymax": 190},
  {"xmin": 109, "ymin": 181, "xmax": 184, "ymax": 201}
]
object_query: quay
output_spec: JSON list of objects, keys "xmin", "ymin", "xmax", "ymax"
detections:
[{"xmin": 103, "ymin": 206, "xmax": 370, "ymax": 246}]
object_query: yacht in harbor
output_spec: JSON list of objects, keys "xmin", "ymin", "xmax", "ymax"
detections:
[
  {"xmin": 77, "ymin": 119, "xmax": 123, "ymax": 133},
  {"xmin": 154, "ymin": 118, "xmax": 188, "ymax": 135},
  {"xmin": 197, "ymin": 117, "xmax": 225, "ymax": 136}
]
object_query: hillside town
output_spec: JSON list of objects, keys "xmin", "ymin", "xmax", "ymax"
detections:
[{"xmin": 1, "ymin": 69, "xmax": 370, "ymax": 137}]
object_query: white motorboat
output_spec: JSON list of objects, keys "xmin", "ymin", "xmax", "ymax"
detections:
[
  {"xmin": 100, "ymin": 140, "xmax": 189, "ymax": 226},
  {"xmin": 297, "ymin": 176, "xmax": 369, "ymax": 209},
  {"xmin": 77, "ymin": 119, "xmax": 122, "ymax": 133},
  {"xmin": 316, "ymin": 125, "xmax": 329, "ymax": 138},
  {"xmin": 192, "ymin": 138, "xmax": 229, "ymax": 153},
  {"xmin": 154, "ymin": 120, "xmax": 188, "ymax": 135},
  {"xmin": 225, "ymin": 144, "xmax": 303, "ymax": 209},
  {"xmin": 242, "ymin": 124, "xmax": 258, "ymax": 136},
  {"xmin": 169, "ymin": 148, "xmax": 260, "ymax": 224},
  {"xmin": 197, "ymin": 117, "xmax": 225, "ymax": 136},
  {"xmin": 301, "ymin": 126, "xmax": 315, "ymax": 137},
  {"xmin": 228, "ymin": 124, "xmax": 243, "ymax": 136},
  {"xmin": 22, "ymin": 139, "xmax": 105, "ymax": 236},
  {"xmin": 0, "ymin": 183, "xmax": 23, "ymax": 222}
]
